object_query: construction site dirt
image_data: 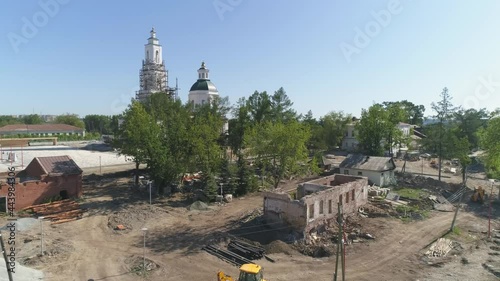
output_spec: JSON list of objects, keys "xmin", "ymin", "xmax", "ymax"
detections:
[{"xmin": 0, "ymin": 167, "xmax": 498, "ymax": 281}]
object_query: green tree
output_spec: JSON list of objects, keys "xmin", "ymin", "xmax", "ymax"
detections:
[
  {"xmin": 431, "ymin": 87, "xmax": 456, "ymax": 181},
  {"xmin": 22, "ymin": 114, "xmax": 44, "ymax": 124},
  {"xmin": 247, "ymin": 91, "xmax": 272, "ymax": 124},
  {"xmin": 245, "ymin": 120, "xmax": 310, "ymax": 189},
  {"xmin": 55, "ymin": 114, "xmax": 85, "ymax": 129},
  {"xmin": 301, "ymin": 110, "xmax": 326, "ymax": 153},
  {"xmin": 479, "ymin": 117, "xmax": 500, "ymax": 179},
  {"xmin": 114, "ymin": 100, "xmax": 154, "ymax": 185},
  {"xmin": 270, "ymin": 87, "xmax": 297, "ymax": 123},
  {"xmin": 83, "ymin": 115, "xmax": 113, "ymax": 134},
  {"xmin": 356, "ymin": 104, "xmax": 391, "ymax": 156},
  {"xmin": 382, "ymin": 100, "xmax": 426, "ymax": 126},
  {"xmin": 453, "ymin": 108, "xmax": 488, "ymax": 150},
  {"xmin": 0, "ymin": 116, "xmax": 21, "ymax": 127},
  {"xmin": 320, "ymin": 111, "xmax": 352, "ymax": 151},
  {"xmin": 228, "ymin": 98, "xmax": 250, "ymax": 155}
]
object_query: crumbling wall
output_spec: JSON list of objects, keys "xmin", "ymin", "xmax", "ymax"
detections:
[
  {"xmin": 263, "ymin": 192, "xmax": 306, "ymax": 231},
  {"xmin": 301, "ymin": 176, "xmax": 368, "ymax": 234}
]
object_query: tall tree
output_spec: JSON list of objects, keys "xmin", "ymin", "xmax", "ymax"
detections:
[
  {"xmin": 245, "ymin": 120, "xmax": 310, "ymax": 188},
  {"xmin": 55, "ymin": 114, "xmax": 85, "ymax": 129},
  {"xmin": 431, "ymin": 87, "xmax": 456, "ymax": 181},
  {"xmin": 83, "ymin": 115, "xmax": 113, "ymax": 134},
  {"xmin": 228, "ymin": 98, "xmax": 250, "ymax": 155},
  {"xmin": 114, "ymin": 100, "xmax": 154, "ymax": 185},
  {"xmin": 479, "ymin": 116, "xmax": 500, "ymax": 179},
  {"xmin": 247, "ymin": 91, "xmax": 272, "ymax": 124},
  {"xmin": 382, "ymin": 100, "xmax": 426, "ymax": 126},
  {"xmin": 453, "ymin": 108, "xmax": 488, "ymax": 150},
  {"xmin": 356, "ymin": 104, "xmax": 391, "ymax": 156},
  {"xmin": 270, "ymin": 87, "xmax": 297, "ymax": 123},
  {"xmin": 320, "ymin": 111, "xmax": 352, "ymax": 151}
]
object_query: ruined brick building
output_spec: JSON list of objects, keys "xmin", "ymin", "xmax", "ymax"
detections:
[
  {"xmin": 0, "ymin": 156, "xmax": 83, "ymax": 211},
  {"xmin": 263, "ymin": 174, "xmax": 368, "ymax": 236}
]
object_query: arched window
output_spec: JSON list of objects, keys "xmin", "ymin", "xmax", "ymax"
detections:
[
  {"xmin": 147, "ymin": 51, "xmax": 149, "ymax": 61},
  {"xmin": 155, "ymin": 50, "xmax": 159, "ymax": 63}
]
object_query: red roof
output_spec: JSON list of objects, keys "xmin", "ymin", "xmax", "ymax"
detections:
[
  {"xmin": 0, "ymin": 124, "xmax": 84, "ymax": 133},
  {"xmin": 34, "ymin": 156, "xmax": 82, "ymax": 175}
]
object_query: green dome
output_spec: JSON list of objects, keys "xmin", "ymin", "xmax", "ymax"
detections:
[{"xmin": 190, "ymin": 79, "xmax": 218, "ymax": 92}]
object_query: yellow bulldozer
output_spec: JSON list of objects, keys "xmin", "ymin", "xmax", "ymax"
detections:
[
  {"xmin": 217, "ymin": 264, "xmax": 266, "ymax": 281},
  {"xmin": 471, "ymin": 187, "xmax": 486, "ymax": 203}
]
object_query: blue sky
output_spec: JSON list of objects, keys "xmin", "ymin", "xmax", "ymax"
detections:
[{"xmin": 1, "ymin": 0, "xmax": 500, "ymax": 119}]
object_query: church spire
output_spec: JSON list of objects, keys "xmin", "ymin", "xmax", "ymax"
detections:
[{"xmin": 150, "ymin": 27, "xmax": 156, "ymax": 38}]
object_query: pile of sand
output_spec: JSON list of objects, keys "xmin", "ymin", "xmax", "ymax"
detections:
[{"xmin": 188, "ymin": 201, "xmax": 209, "ymax": 211}]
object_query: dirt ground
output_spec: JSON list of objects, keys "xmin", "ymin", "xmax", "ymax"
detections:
[{"xmin": 1, "ymin": 162, "xmax": 499, "ymax": 281}]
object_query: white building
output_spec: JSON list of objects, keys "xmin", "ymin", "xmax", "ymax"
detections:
[
  {"xmin": 188, "ymin": 62, "xmax": 220, "ymax": 106},
  {"xmin": 342, "ymin": 121, "xmax": 359, "ymax": 151},
  {"xmin": 339, "ymin": 154, "xmax": 396, "ymax": 187},
  {"xmin": 135, "ymin": 28, "xmax": 170, "ymax": 102}
]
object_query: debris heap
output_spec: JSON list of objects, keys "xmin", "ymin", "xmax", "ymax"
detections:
[
  {"xmin": 426, "ymin": 238, "xmax": 453, "ymax": 257},
  {"xmin": 21, "ymin": 199, "xmax": 87, "ymax": 225}
]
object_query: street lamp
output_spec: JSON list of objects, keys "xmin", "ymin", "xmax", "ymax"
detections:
[
  {"xmin": 39, "ymin": 216, "xmax": 45, "ymax": 256},
  {"xmin": 141, "ymin": 227, "xmax": 148, "ymax": 276}
]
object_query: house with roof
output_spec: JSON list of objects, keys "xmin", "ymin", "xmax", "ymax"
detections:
[
  {"xmin": 0, "ymin": 156, "xmax": 83, "ymax": 211},
  {"xmin": 339, "ymin": 154, "xmax": 396, "ymax": 187},
  {"xmin": 0, "ymin": 124, "xmax": 85, "ymax": 137}
]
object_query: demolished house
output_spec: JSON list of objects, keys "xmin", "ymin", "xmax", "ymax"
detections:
[{"xmin": 263, "ymin": 174, "xmax": 368, "ymax": 237}]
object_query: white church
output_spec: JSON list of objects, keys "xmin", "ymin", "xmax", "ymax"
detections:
[{"xmin": 135, "ymin": 28, "xmax": 219, "ymax": 107}]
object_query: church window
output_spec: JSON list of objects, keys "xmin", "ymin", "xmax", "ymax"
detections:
[
  {"xmin": 147, "ymin": 51, "xmax": 149, "ymax": 60},
  {"xmin": 155, "ymin": 50, "xmax": 159, "ymax": 63}
]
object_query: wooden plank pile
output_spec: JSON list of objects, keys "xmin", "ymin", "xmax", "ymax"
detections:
[
  {"xmin": 203, "ymin": 244, "xmax": 254, "ymax": 267},
  {"xmin": 426, "ymin": 238, "xmax": 453, "ymax": 257},
  {"xmin": 21, "ymin": 199, "xmax": 87, "ymax": 225}
]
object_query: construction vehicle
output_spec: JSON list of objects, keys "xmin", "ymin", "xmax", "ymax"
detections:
[
  {"xmin": 217, "ymin": 263, "xmax": 266, "ymax": 281},
  {"xmin": 471, "ymin": 187, "xmax": 485, "ymax": 203}
]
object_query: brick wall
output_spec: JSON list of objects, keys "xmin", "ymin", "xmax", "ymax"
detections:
[
  {"xmin": 263, "ymin": 174, "xmax": 369, "ymax": 237},
  {"xmin": 0, "ymin": 174, "xmax": 82, "ymax": 211}
]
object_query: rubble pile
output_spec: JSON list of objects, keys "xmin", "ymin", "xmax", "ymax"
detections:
[
  {"xmin": 426, "ymin": 238, "xmax": 453, "ymax": 257},
  {"xmin": 396, "ymin": 173, "xmax": 461, "ymax": 195}
]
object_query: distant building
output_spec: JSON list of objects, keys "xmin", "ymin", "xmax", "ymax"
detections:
[
  {"xmin": 341, "ymin": 118, "xmax": 360, "ymax": 151},
  {"xmin": 0, "ymin": 124, "xmax": 85, "ymax": 137},
  {"xmin": 339, "ymin": 154, "xmax": 396, "ymax": 187},
  {"xmin": 0, "ymin": 156, "xmax": 83, "ymax": 211}
]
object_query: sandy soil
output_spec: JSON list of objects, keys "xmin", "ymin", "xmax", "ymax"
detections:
[{"xmin": 0, "ymin": 156, "xmax": 498, "ymax": 281}]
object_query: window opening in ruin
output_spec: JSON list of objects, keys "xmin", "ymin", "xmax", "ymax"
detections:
[
  {"xmin": 358, "ymin": 171, "xmax": 362, "ymax": 176},
  {"xmin": 339, "ymin": 194, "xmax": 342, "ymax": 205},
  {"xmin": 344, "ymin": 170, "xmax": 349, "ymax": 175},
  {"xmin": 0, "ymin": 197, "xmax": 5, "ymax": 213},
  {"xmin": 328, "ymin": 200, "xmax": 332, "ymax": 214},
  {"xmin": 309, "ymin": 204, "xmax": 314, "ymax": 219},
  {"xmin": 346, "ymin": 192, "xmax": 349, "ymax": 203},
  {"xmin": 352, "ymin": 190, "xmax": 355, "ymax": 201},
  {"xmin": 319, "ymin": 200, "xmax": 324, "ymax": 214}
]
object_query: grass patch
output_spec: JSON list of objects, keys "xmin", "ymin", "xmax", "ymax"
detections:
[
  {"xmin": 395, "ymin": 204, "xmax": 430, "ymax": 221},
  {"xmin": 395, "ymin": 188, "xmax": 429, "ymax": 200}
]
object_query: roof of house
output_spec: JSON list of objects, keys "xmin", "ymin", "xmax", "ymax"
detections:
[
  {"xmin": 339, "ymin": 154, "xmax": 396, "ymax": 172},
  {"xmin": 34, "ymin": 156, "xmax": 82, "ymax": 176},
  {"xmin": 0, "ymin": 124, "xmax": 84, "ymax": 133}
]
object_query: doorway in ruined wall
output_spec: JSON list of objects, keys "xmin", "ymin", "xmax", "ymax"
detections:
[
  {"xmin": 59, "ymin": 190, "xmax": 69, "ymax": 200},
  {"xmin": 0, "ymin": 197, "xmax": 6, "ymax": 213}
]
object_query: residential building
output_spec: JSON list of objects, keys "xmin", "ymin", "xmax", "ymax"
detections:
[
  {"xmin": 339, "ymin": 154, "xmax": 396, "ymax": 187},
  {"xmin": 0, "ymin": 124, "xmax": 85, "ymax": 137},
  {"xmin": 0, "ymin": 156, "xmax": 83, "ymax": 211},
  {"xmin": 263, "ymin": 174, "xmax": 368, "ymax": 239}
]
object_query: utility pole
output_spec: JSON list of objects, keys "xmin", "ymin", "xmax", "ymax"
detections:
[
  {"xmin": 0, "ymin": 233, "xmax": 14, "ymax": 281},
  {"xmin": 141, "ymin": 227, "xmax": 147, "ymax": 277},
  {"xmin": 39, "ymin": 216, "xmax": 45, "ymax": 255},
  {"xmin": 334, "ymin": 202, "xmax": 345, "ymax": 281},
  {"xmin": 149, "ymin": 181, "xmax": 152, "ymax": 205},
  {"xmin": 489, "ymin": 179, "xmax": 495, "ymax": 239}
]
